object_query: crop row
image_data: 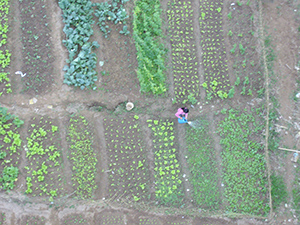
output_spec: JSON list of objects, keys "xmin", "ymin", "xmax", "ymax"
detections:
[
  {"xmin": 67, "ymin": 115, "xmax": 98, "ymax": 199},
  {"xmin": 0, "ymin": 0, "xmax": 11, "ymax": 96},
  {"xmin": 185, "ymin": 118, "xmax": 221, "ymax": 210},
  {"xmin": 167, "ymin": 0, "xmax": 199, "ymax": 104},
  {"xmin": 0, "ymin": 107, "xmax": 23, "ymax": 191},
  {"xmin": 133, "ymin": 0, "xmax": 167, "ymax": 95},
  {"xmin": 217, "ymin": 108, "xmax": 269, "ymax": 215},
  {"xmin": 148, "ymin": 119, "xmax": 184, "ymax": 206},
  {"xmin": 225, "ymin": 2, "xmax": 264, "ymax": 97},
  {"xmin": 199, "ymin": 0, "xmax": 230, "ymax": 100},
  {"xmin": 20, "ymin": 0, "xmax": 54, "ymax": 93},
  {"xmin": 59, "ymin": 0, "xmax": 99, "ymax": 90},
  {"xmin": 24, "ymin": 117, "xmax": 63, "ymax": 201},
  {"xmin": 94, "ymin": 0, "xmax": 130, "ymax": 38},
  {"xmin": 104, "ymin": 115, "xmax": 151, "ymax": 202}
]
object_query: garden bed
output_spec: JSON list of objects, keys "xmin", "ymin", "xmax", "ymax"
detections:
[{"xmin": 19, "ymin": 0, "xmax": 54, "ymax": 94}]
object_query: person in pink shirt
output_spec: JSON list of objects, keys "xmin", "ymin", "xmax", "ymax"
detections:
[{"xmin": 175, "ymin": 107, "xmax": 189, "ymax": 122}]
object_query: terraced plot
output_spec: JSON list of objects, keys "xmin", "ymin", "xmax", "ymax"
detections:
[
  {"xmin": 167, "ymin": 0, "xmax": 200, "ymax": 104},
  {"xmin": 199, "ymin": 0, "xmax": 230, "ymax": 99},
  {"xmin": 148, "ymin": 119, "xmax": 184, "ymax": 206},
  {"xmin": 104, "ymin": 115, "xmax": 151, "ymax": 202}
]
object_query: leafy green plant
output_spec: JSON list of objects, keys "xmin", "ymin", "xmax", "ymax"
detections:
[
  {"xmin": 271, "ymin": 174, "xmax": 287, "ymax": 210},
  {"xmin": 148, "ymin": 119, "xmax": 183, "ymax": 206},
  {"xmin": 104, "ymin": 116, "xmax": 150, "ymax": 202},
  {"xmin": 217, "ymin": 108, "xmax": 269, "ymax": 216},
  {"xmin": 67, "ymin": 115, "xmax": 98, "ymax": 199},
  {"xmin": 1, "ymin": 166, "xmax": 19, "ymax": 190},
  {"xmin": 133, "ymin": 0, "xmax": 167, "ymax": 95},
  {"xmin": 0, "ymin": 0, "xmax": 12, "ymax": 95},
  {"xmin": 167, "ymin": 0, "xmax": 200, "ymax": 103},
  {"xmin": 186, "ymin": 117, "xmax": 221, "ymax": 210},
  {"xmin": 59, "ymin": 0, "xmax": 100, "ymax": 90}
]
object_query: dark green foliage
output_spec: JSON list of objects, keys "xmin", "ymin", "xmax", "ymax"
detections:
[
  {"xmin": 271, "ymin": 174, "xmax": 287, "ymax": 210},
  {"xmin": 186, "ymin": 117, "xmax": 221, "ymax": 210},
  {"xmin": 59, "ymin": 0, "xmax": 99, "ymax": 90},
  {"xmin": 133, "ymin": 0, "xmax": 167, "ymax": 95}
]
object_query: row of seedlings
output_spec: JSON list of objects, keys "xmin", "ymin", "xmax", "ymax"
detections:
[
  {"xmin": 132, "ymin": 0, "xmax": 167, "ymax": 95},
  {"xmin": 0, "ymin": 107, "xmax": 23, "ymax": 191},
  {"xmin": 199, "ymin": 0, "xmax": 230, "ymax": 100},
  {"xmin": 24, "ymin": 116, "xmax": 64, "ymax": 202},
  {"xmin": 0, "ymin": 0, "xmax": 12, "ymax": 96},
  {"xmin": 217, "ymin": 107, "xmax": 270, "ymax": 216},
  {"xmin": 104, "ymin": 115, "xmax": 151, "ymax": 202},
  {"xmin": 147, "ymin": 119, "xmax": 184, "ymax": 206},
  {"xmin": 58, "ymin": 0, "xmax": 99, "ymax": 90},
  {"xmin": 185, "ymin": 117, "xmax": 221, "ymax": 210},
  {"xmin": 19, "ymin": 0, "xmax": 54, "ymax": 93},
  {"xmin": 67, "ymin": 115, "xmax": 98, "ymax": 199},
  {"xmin": 167, "ymin": 0, "xmax": 200, "ymax": 104},
  {"xmin": 225, "ymin": 1, "xmax": 264, "ymax": 97}
]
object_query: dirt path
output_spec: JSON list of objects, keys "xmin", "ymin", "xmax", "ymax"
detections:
[{"xmin": 262, "ymin": 0, "xmax": 300, "ymax": 223}]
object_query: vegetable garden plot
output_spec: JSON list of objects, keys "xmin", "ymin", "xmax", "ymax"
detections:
[
  {"xmin": 225, "ymin": 2, "xmax": 264, "ymax": 97},
  {"xmin": 18, "ymin": 215, "xmax": 46, "ymax": 225},
  {"xmin": 0, "ymin": 212, "xmax": 5, "ymax": 224},
  {"xmin": 67, "ymin": 115, "xmax": 98, "ymax": 199},
  {"xmin": 185, "ymin": 117, "xmax": 221, "ymax": 210},
  {"xmin": 199, "ymin": 0, "xmax": 230, "ymax": 100},
  {"xmin": 59, "ymin": 0, "xmax": 100, "ymax": 90},
  {"xmin": 133, "ymin": 0, "xmax": 167, "ymax": 95},
  {"xmin": 138, "ymin": 217, "xmax": 162, "ymax": 225},
  {"xmin": 0, "ymin": 107, "xmax": 23, "ymax": 191},
  {"xmin": 217, "ymin": 108, "xmax": 269, "ymax": 216},
  {"xmin": 94, "ymin": 211, "xmax": 125, "ymax": 225},
  {"xmin": 147, "ymin": 119, "xmax": 184, "ymax": 206},
  {"xmin": 167, "ymin": 0, "xmax": 200, "ymax": 104},
  {"xmin": 19, "ymin": 0, "xmax": 54, "ymax": 94},
  {"xmin": 0, "ymin": 0, "xmax": 12, "ymax": 96},
  {"xmin": 61, "ymin": 213, "xmax": 89, "ymax": 225},
  {"xmin": 24, "ymin": 116, "xmax": 65, "ymax": 201},
  {"xmin": 103, "ymin": 115, "xmax": 151, "ymax": 202}
]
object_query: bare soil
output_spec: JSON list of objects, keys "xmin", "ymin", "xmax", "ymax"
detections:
[{"xmin": 0, "ymin": 0, "xmax": 299, "ymax": 224}]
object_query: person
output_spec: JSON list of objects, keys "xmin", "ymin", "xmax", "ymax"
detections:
[{"xmin": 175, "ymin": 107, "xmax": 189, "ymax": 122}]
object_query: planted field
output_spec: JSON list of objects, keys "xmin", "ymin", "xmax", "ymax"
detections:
[
  {"xmin": 167, "ymin": 0, "xmax": 200, "ymax": 104},
  {"xmin": 0, "ymin": 107, "xmax": 23, "ymax": 191},
  {"xmin": 133, "ymin": 0, "xmax": 167, "ymax": 95},
  {"xmin": 185, "ymin": 117, "xmax": 221, "ymax": 210},
  {"xmin": 0, "ymin": 212, "xmax": 5, "ymax": 225},
  {"xmin": 24, "ymin": 116, "xmax": 64, "ymax": 201},
  {"xmin": 224, "ymin": 1, "xmax": 264, "ymax": 97},
  {"xmin": 59, "ymin": 0, "xmax": 99, "ymax": 90},
  {"xmin": 61, "ymin": 214, "xmax": 88, "ymax": 225},
  {"xmin": 217, "ymin": 108, "xmax": 269, "ymax": 215},
  {"xmin": 95, "ymin": 211, "xmax": 125, "ymax": 225},
  {"xmin": 20, "ymin": 0, "xmax": 54, "ymax": 93},
  {"xmin": 104, "ymin": 115, "xmax": 151, "ymax": 202},
  {"xmin": 18, "ymin": 215, "xmax": 46, "ymax": 225},
  {"xmin": 147, "ymin": 119, "xmax": 184, "ymax": 206},
  {"xmin": 67, "ymin": 115, "xmax": 98, "ymax": 199},
  {"xmin": 0, "ymin": 0, "xmax": 11, "ymax": 96},
  {"xmin": 199, "ymin": 0, "xmax": 230, "ymax": 100}
]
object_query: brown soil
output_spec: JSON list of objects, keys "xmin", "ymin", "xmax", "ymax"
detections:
[{"xmin": 0, "ymin": 0, "xmax": 299, "ymax": 224}]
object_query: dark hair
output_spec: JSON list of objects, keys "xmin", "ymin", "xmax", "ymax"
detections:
[{"xmin": 181, "ymin": 107, "xmax": 189, "ymax": 113}]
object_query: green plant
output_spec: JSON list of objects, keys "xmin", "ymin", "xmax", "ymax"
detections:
[
  {"xmin": 186, "ymin": 117, "xmax": 221, "ymax": 210},
  {"xmin": 0, "ymin": 166, "xmax": 19, "ymax": 190},
  {"xmin": 271, "ymin": 174, "xmax": 287, "ymax": 210},
  {"xmin": 133, "ymin": 0, "xmax": 167, "ymax": 95},
  {"xmin": 239, "ymin": 43, "xmax": 246, "ymax": 55},
  {"xmin": 227, "ymin": 12, "xmax": 232, "ymax": 19},
  {"xmin": 218, "ymin": 108, "xmax": 269, "ymax": 215}
]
